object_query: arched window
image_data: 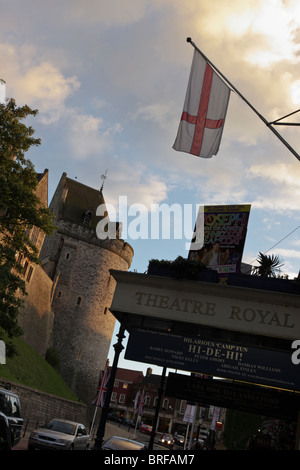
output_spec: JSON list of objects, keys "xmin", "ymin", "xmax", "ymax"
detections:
[{"xmin": 83, "ymin": 208, "xmax": 93, "ymax": 226}]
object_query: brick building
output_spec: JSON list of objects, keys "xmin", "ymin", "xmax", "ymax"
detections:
[{"xmin": 108, "ymin": 367, "xmax": 224, "ymax": 436}]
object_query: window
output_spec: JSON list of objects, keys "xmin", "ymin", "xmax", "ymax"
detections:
[
  {"xmin": 114, "ymin": 381, "xmax": 119, "ymax": 387},
  {"xmin": 26, "ymin": 266, "xmax": 33, "ymax": 283},
  {"xmin": 29, "ymin": 226, "xmax": 40, "ymax": 245},
  {"xmin": 145, "ymin": 395, "xmax": 151, "ymax": 406},
  {"xmin": 83, "ymin": 209, "xmax": 93, "ymax": 226},
  {"xmin": 76, "ymin": 296, "xmax": 82, "ymax": 306},
  {"xmin": 57, "ymin": 291, "xmax": 62, "ymax": 298},
  {"xmin": 65, "ymin": 252, "xmax": 70, "ymax": 260},
  {"xmin": 0, "ymin": 392, "xmax": 21, "ymax": 418},
  {"xmin": 119, "ymin": 394, "xmax": 125, "ymax": 404},
  {"xmin": 76, "ymin": 348, "xmax": 82, "ymax": 360},
  {"xmin": 162, "ymin": 398, "xmax": 169, "ymax": 409},
  {"xmin": 78, "ymin": 425, "xmax": 87, "ymax": 436},
  {"xmin": 122, "ymin": 383, "xmax": 128, "ymax": 389},
  {"xmin": 23, "ymin": 260, "xmax": 29, "ymax": 276},
  {"xmin": 111, "ymin": 392, "xmax": 117, "ymax": 402},
  {"xmin": 208, "ymin": 405, "xmax": 215, "ymax": 419},
  {"xmin": 179, "ymin": 400, "xmax": 187, "ymax": 414}
]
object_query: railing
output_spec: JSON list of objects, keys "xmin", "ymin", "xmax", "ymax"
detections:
[{"xmin": 21, "ymin": 419, "xmax": 41, "ymax": 437}]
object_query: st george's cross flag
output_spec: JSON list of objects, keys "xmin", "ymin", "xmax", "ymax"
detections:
[{"xmin": 173, "ymin": 49, "xmax": 231, "ymax": 158}]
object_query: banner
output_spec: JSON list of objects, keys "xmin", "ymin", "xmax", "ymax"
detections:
[
  {"xmin": 125, "ymin": 328, "xmax": 300, "ymax": 391},
  {"xmin": 166, "ymin": 373, "xmax": 300, "ymax": 421},
  {"xmin": 189, "ymin": 204, "xmax": 251, "ymax": 276},
  {"xmin": 183, "ymin": 404, "xmax": 196, "ymax": 423}
]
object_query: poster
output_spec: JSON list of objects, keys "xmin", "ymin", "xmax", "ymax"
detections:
[{"xmin": 189, "ymin": 204, "xmax": 251, "ymax": 275}]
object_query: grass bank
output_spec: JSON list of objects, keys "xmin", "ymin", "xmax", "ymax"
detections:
[{"xmin": 0, "ymin": 334, "xmax": 78, "ymax": 401}]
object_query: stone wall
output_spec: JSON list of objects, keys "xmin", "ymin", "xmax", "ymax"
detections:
[
  {"xmin": 18, "ymin": 265, "xmax": 54, "ymax": 356},
  {"xmin": 49, "ymin": 227, "xmax": 132, "ymax": 407},
  {"xmin": 0, "ymin": 380, "xmax": 87, "ymax": 431}
]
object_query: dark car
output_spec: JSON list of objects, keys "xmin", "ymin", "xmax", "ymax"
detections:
[
  {"xmin": 0, "ymin": 389, "xmax": 23, "ymax": 450},
  {"xmin": 28, "ymin": 418, "xmax": 90, "ymax": 450},
  {"xmin": 101, "ymin": 436, "xmax": 147, "ymax": 450},
  {"xmin": 174, "ymin": 433, "xmax": 185, "ymax": 446},
  {"xmin": 107, "ymin": 412, "xmax": 122, "ymax": 423},
  {"xmin": 159, "ymin": 433, "xmax": 174, "ymax": 449}
]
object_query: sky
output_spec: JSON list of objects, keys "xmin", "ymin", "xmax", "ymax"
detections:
[{"xmin": 1, "ymin": 0, "xmax": 300, "ymax": 375}]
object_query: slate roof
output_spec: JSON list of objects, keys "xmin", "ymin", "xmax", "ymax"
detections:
[{"xmin": 62, "ymin": 177, "xmax": 107, "ymax": 230}]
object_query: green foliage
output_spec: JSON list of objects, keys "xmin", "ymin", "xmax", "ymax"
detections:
[
  {"xmin": 0, "ymin": 98, "xmax": 55, "ymax": 340},
  {"xmin": 254, "ymin": 252, "xmax": 284, "ymax": 277},
  {"xmin": 148, "ymin": 256, "xmax": 207, "ymax": 279},
  {"xmin": 0, "ymin": 331, "xmax": 78, "ymax": 401}
]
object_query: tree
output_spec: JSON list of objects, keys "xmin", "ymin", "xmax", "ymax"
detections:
[
  {"xmin": 254, "ymin": 252, "xmax": 284, "ymax": 277},
  {"xmin": 0, "ymin": 98, "xmax": 54, "ymax": 346}
]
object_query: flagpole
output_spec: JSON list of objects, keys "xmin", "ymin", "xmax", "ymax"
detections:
[
  {"xmin": 269, "ymin": 108, "xmax": 300, "ymax": 126},
  {"xmin": 186, "ymin": 37, "xmax": 300, "ymax": 162},
  {"xmin": 90, "ymin": 406, "xmax": 98, "ymax": 439}
]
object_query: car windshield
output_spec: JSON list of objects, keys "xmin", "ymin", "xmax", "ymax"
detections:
[{"xmin": 45, "ymin": 420, "xmax": 76, "ymax": 435}]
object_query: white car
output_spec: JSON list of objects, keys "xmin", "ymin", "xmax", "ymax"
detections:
[
  {"xmin": 28, "ymin": 418, "xmax": 90, "ymax": 450},
  {"xmin": 101, "ymin": 436, "xmax": 147, "ymax": 450}
]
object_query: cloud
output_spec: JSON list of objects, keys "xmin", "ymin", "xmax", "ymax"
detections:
[
  {"xmin": 247, "ymin": 162, "xmax": 300, "ymax": 211},
  {"xmin": 65, "ymin": 112, "xmax": 123, "ymax": 159},
  {"xmin": 130, "ymin": 103, "xmax": 172, "ymax": 129},
  {"xmin": 104, "ymin": 164, "xmax": 168, "ymax": 210},
  {"xmin": 16, "ymin": 62, "xmax": 80, "ymax": 123},
  {"xmin": 0, "ymin": 42, "xmax": 80, "ymax": 123},
  {"xmin": 71, "ymin": 0, "xmax": 148, "ymax": 26}
]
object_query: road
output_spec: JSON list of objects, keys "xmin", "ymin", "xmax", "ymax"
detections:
[{"xmin": 12, "ymin": 420, "xmax": 177, "ymax": 451}]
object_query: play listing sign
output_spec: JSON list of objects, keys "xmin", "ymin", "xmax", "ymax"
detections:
[{"xmin": 125, "ymin": 328, "xmax": 300, "ymax": 392}]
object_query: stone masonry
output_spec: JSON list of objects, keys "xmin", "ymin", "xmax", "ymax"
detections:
[{"xmin": 40, "ymin": 173, "xmax": 133, "ymax": 411}]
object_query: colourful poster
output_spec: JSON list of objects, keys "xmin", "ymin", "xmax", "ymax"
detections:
[{"xmin": 189, "ymin": 204, "xmax": 251, "ymax": 274}]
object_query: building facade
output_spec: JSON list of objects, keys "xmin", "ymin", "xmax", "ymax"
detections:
[
  {"xmin": 107, "ymin": 367, "xmax": 225, "ymax": 438},
  {"xmin": 18, "ymin": 169, "xmax": 55, "ymax": 356}
]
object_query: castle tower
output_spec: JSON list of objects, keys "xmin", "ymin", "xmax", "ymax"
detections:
[{"xmin": 40, "ymin": 173, "xmax": 133, "ymax": 406}]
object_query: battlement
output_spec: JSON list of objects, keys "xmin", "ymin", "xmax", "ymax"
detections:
[{"xmin": 56, "ymin": 219, "xmax": 133, "ymax": 268}]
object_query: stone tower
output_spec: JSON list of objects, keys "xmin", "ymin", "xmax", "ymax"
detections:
[{"xmin": 40, "ymin": 173, "xmax": 133, "ymax": 406}]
